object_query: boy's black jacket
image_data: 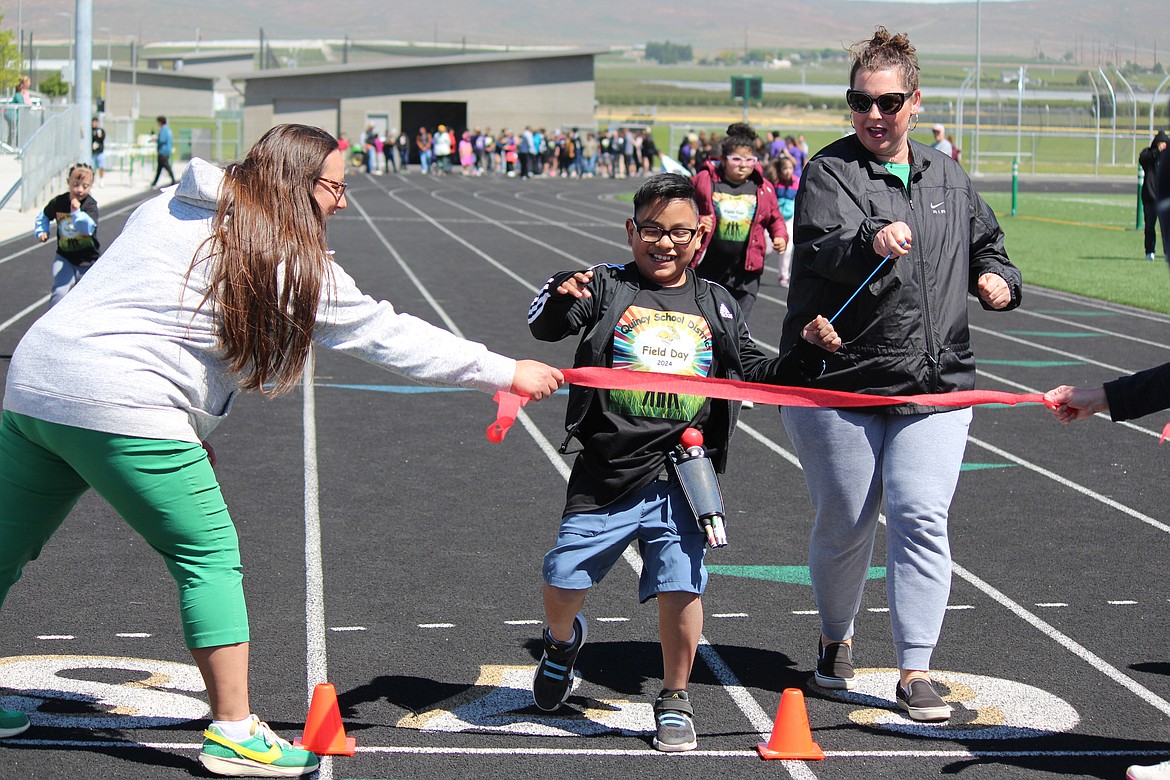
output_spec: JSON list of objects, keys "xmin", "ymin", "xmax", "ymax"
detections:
[{"xmin": 527, "ymin": 262, "xmax": 785, "ymax": 472}]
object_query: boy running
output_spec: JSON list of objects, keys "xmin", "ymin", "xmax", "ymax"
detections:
[{"xmin": 525, "ymin": 173, "xmax": 786, "ymax": 752}]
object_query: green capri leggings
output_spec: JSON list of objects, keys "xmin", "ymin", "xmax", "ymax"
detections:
[{"xmin": 0, "ymin": 410, "xmax": 248, "ymax": 649}]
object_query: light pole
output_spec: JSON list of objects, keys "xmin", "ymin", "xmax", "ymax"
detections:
[
  {"xmin": 98, "ymin": 25, "xmax": 111, "ymax": 115},
  {"xmin": 55, "ymin": 10, "xmax": 73, "ymax": 103},
  {"xmin": 1016, "ymin": 66, "xmax": 1026, "ymax": 166},
  {"xmin": 973, "ymin": 0, "xmax": 981, "ymax": 174}
]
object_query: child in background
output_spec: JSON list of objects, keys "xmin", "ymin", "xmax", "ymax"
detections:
[
  {"xmin": 691, "ymin": 122, "xmax": 787, "ymax": 325},
  {"xmin": 459, "ymin": 131, "xmax": 476, "ymax": 175},
  {"xmin": 765, "ymin": 156, "xmax": 800, "ymax": 287},
  {"xmin": 525, "ymin": 173, "xmax": 789, "ymax": 753},
  {"xmin": 35, "ymin": 163, "xmax": 100, "ymax": 307}
]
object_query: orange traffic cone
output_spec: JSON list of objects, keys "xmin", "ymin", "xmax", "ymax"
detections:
[
  {"xmin": 756, "ymin": 688, "xmax": 824, "ymax": 760},
  {"xmin": 294, "ymin": 682, "xmax": 356, "ymax": 756}
]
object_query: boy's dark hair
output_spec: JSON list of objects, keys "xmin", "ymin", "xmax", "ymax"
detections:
[
  {"xmin": 157, "ymin": 115, "xmax": 167, "ymax": 125},
  {"xmin": 632, "ymin": 173, "xmax": 697, "ymax": 216},
  {"xmin": 721, "ymin": 122, "xmax": 759, "ymax": 156}
]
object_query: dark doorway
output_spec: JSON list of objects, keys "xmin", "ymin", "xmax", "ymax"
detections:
[{"xmin": 400, "ymin": 101, "xmax": 468, "ymax": 165}]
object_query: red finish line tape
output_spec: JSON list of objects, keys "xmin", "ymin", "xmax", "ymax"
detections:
[
  {"xmin": 486, "ymin": 368, "xmax": 1053, "ymax": 443},
  {"xmin": 561, "ymin": 366, "xmax": 1049, "ymax": 409}
]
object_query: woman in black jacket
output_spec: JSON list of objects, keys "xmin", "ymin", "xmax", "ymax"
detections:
[{"xmin": 778, "ymin": 26, "xmax": 1021, "ymax": 723}]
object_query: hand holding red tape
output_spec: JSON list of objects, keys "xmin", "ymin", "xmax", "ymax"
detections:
[{"xmin": 486, "ymin": 368, "xmax": 1051, "ymax": 443}]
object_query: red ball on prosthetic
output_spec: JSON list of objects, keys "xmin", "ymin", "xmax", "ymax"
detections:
[{"xmin": 680, "ymin": 427, "xmax": 704, "ymax": 449}]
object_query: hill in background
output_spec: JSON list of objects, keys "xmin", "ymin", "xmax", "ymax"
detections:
[{"xmin": 11, "ymin": 0, "xmax": 1168, "ymax": 64}]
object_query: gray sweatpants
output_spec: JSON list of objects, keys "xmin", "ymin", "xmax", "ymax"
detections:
[{"xmin": 781, "ymin": 405, "xmax": 972, "ymax": 672}]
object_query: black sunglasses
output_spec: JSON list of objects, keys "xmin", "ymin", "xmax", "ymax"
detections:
[{"xmin": 846, "ymin": 89, "xmax": 915, "ymax": 115}]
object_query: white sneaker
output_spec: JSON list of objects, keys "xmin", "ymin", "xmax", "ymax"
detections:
[
  {"xmin": 1147, "ymin": 253, "xmax": 1157, "ymax": 261},
  {"xmin": 1128, "ymin": 760, "xmax": 1170, "ymax": 780}
]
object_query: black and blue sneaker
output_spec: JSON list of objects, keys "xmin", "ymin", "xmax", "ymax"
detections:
[
  {"xmin": 532, "ymin": 613, "xmax": 587, "ymax": 711},
  {"xmin": 652, "ymin": 689, "xmax": 697, "ymax": 752}
]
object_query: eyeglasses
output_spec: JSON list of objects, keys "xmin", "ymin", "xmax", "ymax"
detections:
[
  {"xmin": 316, "ymin": 176, "xmax": 348, "ymax": 204},
  {"xmin": 845, "ymin": 89, "xmax": 915, "ymax": 115},
  {"xmin": 725, "ymin": 154, "xmax": 758, "ymax": 166},
  {"xmin": 633, "ymin": 223, "xmax": 699, "ymax": 245}
]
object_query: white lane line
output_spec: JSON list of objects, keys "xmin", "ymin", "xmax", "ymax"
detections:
[
  {"xmin": 115, "ymin": 633, "xmax": 152, "ymax": 638},
  {"xmin": 966, "ymin": 435, "xmax": 1170, "ymax": 535},
  {"xmin": 36, "ymin": 635, "xmax": 75, "ymax": 640},
  {"xmin": 711, "ymin": 613, "xmax": 749, "ymax": 618},
  {"xmin": 0, "ymin": 242, "xmax": 43, "ymax": 266},
  {"xmin": 0, "ymin": 198, "xmax": 146, "ymax": 268},
  {"xmin": 301, "ymin": 350, "xmax": 328, "ymax": 675},
  {"xmin": 595, "ymin": 617, "xmax": 630, "ymax": 623},
  {"xmin": 328, "ymin": 626, "xmax": 367, "ymax": 632},
  {"xmin": 1036, "ymin": 603, "xmax": 1069, "ymax": 608},
  {"xmin": 300, "ymin": 348, "xmax": 335, "ymax": 780},
  {"xmin": 1026, "ymin": 286, "xmax": 1170, "ymax": 325},
  {"xmin": 418, "ymin": 623, "xmax": 456, "ymax": 629},
  {"xmin": 464, "ymin": 189, "xmax": 630, "ymax": 251},
  {"xmin": 792, "ymin": 610, "xmax": 819, "ymax": 615},
  {"xmin": 977, "ymin": 369, "xmax": 1163, "ymax": 440},
  {"xmin": 0, "ymin": 294, "xmax": 49, "ymax": 334},
  {"xmin": 736, "ymin": 421, "xmax": 1170, "ymax": 719},
  {"xmin": 953, "ymin": 560, "xmax": 1170, "ymax": 718},
  {"xmin": 367, "ymin": 185, "xmax": 553, "ymax": 290},
  {"xmin": 970, "ymin": 324, "xmax": 1133, "ymax": 374},
  {"xmin": 1011, "ymin": 309, "xmax": 1170, "ymax": 350},
  {"xmin": 1108, "ymin": 600, "xmax": 1138, "ymax": 605},
  {"xmin": 616, "ymin": 547, "xmax": 815, "ymax": 779},
  {"xmin": 505, "ymin": 620, "xmax": 543, "ymax": 626},
  {"xmin": 4, "ymin": 739, "xmax": 1164, "ymax": 760},
  {"xmin": 346, "ymin": 195, "xmax": 468, "ymax": 334}
]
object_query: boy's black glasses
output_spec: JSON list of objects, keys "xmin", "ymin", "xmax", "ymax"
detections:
[
  {"xmin": 316, "ymin": 176, "xmax": 348, "ymax": 203},
  {"xmin": 633, "ymin": 223, "xmax": 698, "ymax": 244},
  {"xmin": 845, "ymin": 89, "xmax": 914, "ymax": 115}
]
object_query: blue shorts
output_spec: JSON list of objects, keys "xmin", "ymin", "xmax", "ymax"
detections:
[{"xmin": 543, "ymin": 475, "xmax": 708, "ymax": 603}]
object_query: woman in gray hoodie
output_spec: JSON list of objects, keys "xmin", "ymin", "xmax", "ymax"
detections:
[{"xmin": 0, "ymin": 124, "xmax": 562, "ymax": 776}]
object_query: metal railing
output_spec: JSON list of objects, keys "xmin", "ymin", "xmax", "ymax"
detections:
[
  {"xmin": 2, "ymin": 104, "xmax": 69, "ymax": 152},
  {"xmin": 17, "ymin": 105, "xmax": 86, "ymax": 211}
]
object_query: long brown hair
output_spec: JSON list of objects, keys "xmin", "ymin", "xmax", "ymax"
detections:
[
  {"xmin": 849, "ymin": 26, "xmax": 920, "ymax": 93},
  {"xmin": 199, "ymin": 123, "xmax": 337, "ymax": 395}
]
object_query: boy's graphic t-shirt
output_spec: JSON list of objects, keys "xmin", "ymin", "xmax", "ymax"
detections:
[
  {"xmin": 696, "ymin": 177, "xmax": 757, "ymax": 283},
  {"xmin": 565, "ymin": 274, "xmax": 716, "ymax": 516}
]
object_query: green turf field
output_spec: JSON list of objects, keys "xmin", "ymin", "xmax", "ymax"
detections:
[{"xmin": 983, "ymin": 191, "xmax": 1170, "ymax": 314}]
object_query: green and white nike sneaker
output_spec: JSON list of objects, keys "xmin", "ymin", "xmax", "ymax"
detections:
[{"xmin": 199, "ymin": 715, "xmax": 319, "ymax": 777}]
